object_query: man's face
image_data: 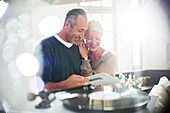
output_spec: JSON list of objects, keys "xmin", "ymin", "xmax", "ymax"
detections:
[{"xmin": 66, "ymin": 15, "xmax": 88, "ymax": 44}]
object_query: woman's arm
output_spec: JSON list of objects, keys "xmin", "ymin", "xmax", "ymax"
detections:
[
  {"xmin": 94, "ymin": 52, "xmax": 116, "ymax": 77},
  {"xmin": 79, "ymin": 46, "xmax": 95, "ymax": 76},
  {"xmin": 80, "ymin": 59, "xmax": 95, "ymax": 77}
]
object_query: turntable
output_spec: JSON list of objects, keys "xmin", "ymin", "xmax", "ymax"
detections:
[{"xmin": 57, "ymin": 85, "xmax": 150, "ymax": 112}]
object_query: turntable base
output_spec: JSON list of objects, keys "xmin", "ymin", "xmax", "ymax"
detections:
[{"xmin": 58, "ymin": 86, "xmax": 150, "ymax": 112}]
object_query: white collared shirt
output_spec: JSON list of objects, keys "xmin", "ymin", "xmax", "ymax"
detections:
[{"xmin": 54, "ymin": 34, "xmax": 73, "ymax": 48}]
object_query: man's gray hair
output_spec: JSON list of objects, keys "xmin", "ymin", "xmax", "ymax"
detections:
[
  {"xmin": 64, "ymin": 8, "xmax": 87, "ymax": 28},
  {"xmin": 88, "ymin": 20, "xmax": 103, "ymax": 35}
]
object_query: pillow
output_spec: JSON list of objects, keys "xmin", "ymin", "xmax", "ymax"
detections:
[{"xmin": 148, "ymin": 76, "xmax": 170, "ymax": 113}]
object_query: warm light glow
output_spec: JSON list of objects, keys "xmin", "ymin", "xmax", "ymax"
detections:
[
  {"xmin": 0, "ymin": 0, "xmax": 8, "ymax": 19},
  {"xmin": 16, "ymin": 53, "xmax": 39, "ymax": 76}
]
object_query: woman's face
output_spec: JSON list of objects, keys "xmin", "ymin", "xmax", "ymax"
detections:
[{"xmin": 85, "ymin": 30, "xmax": 102, "ymax": 52}]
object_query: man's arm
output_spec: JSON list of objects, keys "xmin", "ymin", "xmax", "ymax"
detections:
[{"xmin": 45, "ymin": 74, "xmax": 89, "ymax": 91}]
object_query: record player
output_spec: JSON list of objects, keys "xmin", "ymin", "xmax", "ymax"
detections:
[
  {"xmin": 28, "ymin": 73, "xmax": 150, "ymax": 113},
  {"xmin": 57, "ymin": 85, "xmax": 150, "ymax": 112}
]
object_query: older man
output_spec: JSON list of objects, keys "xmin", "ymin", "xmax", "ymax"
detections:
[{"xmin": 35, "ymin": 8, "xmax": 89, "ymax": 91}]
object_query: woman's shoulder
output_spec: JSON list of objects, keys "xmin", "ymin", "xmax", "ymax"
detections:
[
  {"xmin": 100, "ymin": 51, "xmax": 116, "ymax": 65},
  {"xmin": 100, "ymin": 50, "xmax": 115, "ymax": 63},
  {"xmin": 103, "ymin": 50, "xmax": 116, "ymax": 58}
]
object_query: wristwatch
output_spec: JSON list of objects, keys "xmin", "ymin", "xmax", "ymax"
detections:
[{"xmin": 83, "ymin": 57, "xmax": 88, "ymax": 60}]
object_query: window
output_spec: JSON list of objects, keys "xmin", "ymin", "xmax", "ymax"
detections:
[
  {"xmin": 80, "ymin": 0, "xmax": 143, "ymax": 72},
  {"xmin": 79, "ymin": 0, "xmax": 115, "ymax": 53},
  {"xmin": 80, "ymin": 0, "xmax": 112, "ymax": 7}
]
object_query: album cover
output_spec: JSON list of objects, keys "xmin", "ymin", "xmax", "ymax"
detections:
[{"xmin": 84, "ymin": 73, "xmax": 120, "ymax": 86}]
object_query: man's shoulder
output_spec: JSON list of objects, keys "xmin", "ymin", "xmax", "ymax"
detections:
[
  {"xmin": 41, "ymin": 36, "xmax": 58, "ymax": 45},
  {"xmin": 41, "ymin": 36, "xmax": 55, "ymax": 42}
]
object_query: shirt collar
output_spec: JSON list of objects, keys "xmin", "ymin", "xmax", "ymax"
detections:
[{"xmin": 54, "ymin": 34, "xmax": 73, "ymax": 48}]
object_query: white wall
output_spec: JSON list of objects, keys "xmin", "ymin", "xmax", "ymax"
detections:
[
  {"xmin": 31, "ymin": 4, "xmax": 78, "ymax": 43},
  {"xmin": 141, "ymin": 0, "xmax": 170, "ymax": 70}
]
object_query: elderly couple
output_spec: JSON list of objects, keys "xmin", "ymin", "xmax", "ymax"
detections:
[{"xmin": 34, "ymin": 8, "xmax": 116, "ymax": 91}]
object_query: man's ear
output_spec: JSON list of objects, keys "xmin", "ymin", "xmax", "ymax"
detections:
[{"xmin": 65, "ymin": 21, "xmax": 70, "ymax": 28}]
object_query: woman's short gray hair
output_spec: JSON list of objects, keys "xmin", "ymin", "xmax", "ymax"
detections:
[{"xmin": 88, "ymin": 20, "xmax": 103, "ymax": 35}]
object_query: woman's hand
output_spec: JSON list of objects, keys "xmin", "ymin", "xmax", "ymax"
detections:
[
  {"xmin": 75, "ymin": 37, "xmax": 88, "ymax": 58},
  {"xmin": 71, "ymin": 36, "xmax": 88, "ymax": 58},
  {"xmin": 79, "ymin": 46, "xmax": 88, "ymax": 58}
]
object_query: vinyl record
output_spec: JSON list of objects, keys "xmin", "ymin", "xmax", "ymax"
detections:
[{"xmin": 58, "ymin": 86, "xmax": 150, "ymax": 112}]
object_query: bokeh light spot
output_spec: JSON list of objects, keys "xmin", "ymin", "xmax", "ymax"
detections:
[
  {"xmin": 16, "ymin": 53, "xmax": 39, "ymax": 76},
  {"xmin": 39, "ymin": 15, "xmax": 61, "ymax": 37}
]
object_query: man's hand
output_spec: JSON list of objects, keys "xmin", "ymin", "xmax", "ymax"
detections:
[
  {"xmin": 64, "ymin": 74, "xmax": 89, "ymax": 87},
  {"xmin": 45, "ymin": 74, "xmax": 89, "ymax": 91}
]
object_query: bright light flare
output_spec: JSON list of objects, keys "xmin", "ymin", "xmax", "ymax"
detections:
[
  {"xmin": 0, "ymin": 0, "xmax": 8, "ymax": 19},
  {"xmin": 29, "ymin": 76, "xmax": 45, "ymax": 93},
  {"xmin": 16, "ymin": 53, "xmax": 39, "ymax": 76},
  {"xmin": 39, "ymin": 15, "xmax": 61, "ymax": 37}
]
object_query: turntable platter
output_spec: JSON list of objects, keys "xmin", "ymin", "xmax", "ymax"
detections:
[
  {"xmin": 89, "ymin": 91, "xmax": 121, "ymax": 100},
  {"xmin": 58, "ymin": 86, "xmax": 150, "ymax": 111}
]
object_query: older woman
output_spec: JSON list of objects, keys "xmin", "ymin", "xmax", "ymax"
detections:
[{"xmin": 79, "ymin": 20, "xmax": 116, "ymax": 77}]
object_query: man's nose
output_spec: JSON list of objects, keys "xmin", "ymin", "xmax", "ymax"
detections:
[{"xmin": 80, "ymin": 32, "xmax": 85, "ymax": 39}]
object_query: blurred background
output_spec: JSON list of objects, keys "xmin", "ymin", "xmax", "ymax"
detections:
[{"xmin": 0, "ymin": 0, "xmax": 169, "ymax": 112}]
